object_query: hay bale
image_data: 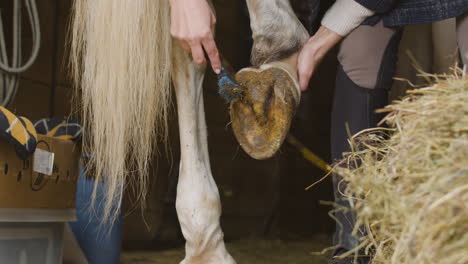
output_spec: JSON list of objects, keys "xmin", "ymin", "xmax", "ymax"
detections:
[{"xmin": 336, "ymin": 72, "xmax": 468, "ymax": 264}]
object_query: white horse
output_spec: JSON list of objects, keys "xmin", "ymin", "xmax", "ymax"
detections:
[{"xmin": 70, "ymin": 0, "xmax": 309, "ymax": 263}]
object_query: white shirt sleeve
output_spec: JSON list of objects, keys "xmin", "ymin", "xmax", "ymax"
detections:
[{"xmin": 321, "ymin": 0, "xmax": 376, "ymax": 36}]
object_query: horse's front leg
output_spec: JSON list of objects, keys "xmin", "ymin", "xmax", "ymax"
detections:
[
  {"xmin": 247, "ymin": 0, "xmax": 310, "ymax": 67},
  {"xmin": 172, "ymin": 43, "xmax": 236, "ymax": 264},
  {"xmin": 230, "ymin": 0, "xmax": 310, "ymax": 160}
]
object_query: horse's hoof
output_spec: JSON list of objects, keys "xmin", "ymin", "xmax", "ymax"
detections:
[{"xmin": 230, "ymin": 63, "xmax": 300, "ymax": 160}]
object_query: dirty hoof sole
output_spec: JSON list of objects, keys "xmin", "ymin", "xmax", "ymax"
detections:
[{"xmin": 230, "ymin": 65, "xmax": 299, "ymax": 160}]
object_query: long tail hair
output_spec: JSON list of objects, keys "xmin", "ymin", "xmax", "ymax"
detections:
[{"xmin": 70, "ymin": 0, "xmax": 172, "ymax": 222}]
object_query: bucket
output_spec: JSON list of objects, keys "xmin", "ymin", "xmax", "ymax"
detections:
[{"xmin": 0, "ymin": 208, "xmax": 75, "ymax": 264}]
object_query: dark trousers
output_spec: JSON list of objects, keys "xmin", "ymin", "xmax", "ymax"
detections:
[{"xmin": 330, "ymin": 21, "xmax": 401, "ymax": 251}]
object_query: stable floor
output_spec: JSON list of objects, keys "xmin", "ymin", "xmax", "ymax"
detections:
[{"xmin": 122, "ymin": 237, "xmax": 330, "ymax": 264}]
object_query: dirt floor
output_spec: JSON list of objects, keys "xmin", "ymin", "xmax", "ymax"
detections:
[{"xmin": 122, "ymin": 236, "xmax": 331, "ymax": 264}]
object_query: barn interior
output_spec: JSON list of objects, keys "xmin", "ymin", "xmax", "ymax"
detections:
[{"xmin": 0, "ymin": 0, "xmax": 463, "ymax": 264}]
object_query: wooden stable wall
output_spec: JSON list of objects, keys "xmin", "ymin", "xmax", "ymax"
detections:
[{"xmin": 2, "ymin": 0, "xmax": 73, "ymax": 120}]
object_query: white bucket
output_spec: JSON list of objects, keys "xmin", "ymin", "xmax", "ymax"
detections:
[{"xmin": 0, "ymin": 209, "xmax": 75, "ymax": 264}]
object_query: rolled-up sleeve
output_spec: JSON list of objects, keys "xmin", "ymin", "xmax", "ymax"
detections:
[{"xmin": 321, "ymin": 0, "xmax": 375, "ymax": 36}]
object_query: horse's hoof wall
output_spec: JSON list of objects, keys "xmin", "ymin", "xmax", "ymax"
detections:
[{"xmin": 230, "ymin": 65, "xmax": 300, "ymax": 160}]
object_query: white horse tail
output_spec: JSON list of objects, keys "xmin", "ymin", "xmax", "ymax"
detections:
[{"xmin": 70, "ymin": 0, "xmax": 172, "ymax": 223}]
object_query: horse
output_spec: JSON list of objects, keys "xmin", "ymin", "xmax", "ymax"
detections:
[{"xmin": 70, "ymin": 0, "xmax": 309, "ymax": 263}]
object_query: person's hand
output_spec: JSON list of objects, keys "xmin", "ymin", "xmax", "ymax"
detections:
[
  {"xmin": 298, "ymin": 26, "xmax": 343, "ymax": 91},
  {"xmin": 169, "ymin": 0, "xmax": 221, "ymax": 73}
]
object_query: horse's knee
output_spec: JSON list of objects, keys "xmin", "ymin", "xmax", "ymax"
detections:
[{"xmin": 247, "ymin": 0, "xmax": 309, "ymax": 66}]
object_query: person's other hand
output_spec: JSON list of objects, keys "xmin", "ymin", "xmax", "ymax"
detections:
[
  {"xmin": 169, "ymin": 0, "xmax": 221, "ymax": 73},
  {"xmin": 298, "ymin": 26, "xmax": 343, "ymax": 91}
]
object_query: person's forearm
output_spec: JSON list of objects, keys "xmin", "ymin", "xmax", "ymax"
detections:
[
  {"xmin": 297, "ymin": 26, "xmax": 343, "ymax": 90},
  {"xmin": 306, "ymin": 26, "xmax": 342, "ymax": 59},
  {"xmin": 297, "ymin": 0, "xmax": 398, "ymax": 90}
]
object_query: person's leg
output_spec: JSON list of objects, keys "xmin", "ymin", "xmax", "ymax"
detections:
[
  {"xmin": 456, "ymin": 12, "xmax": 468, "ymax": 67},
  {"xmin": 330, "ymin": 21, "xmax": 402, "ymax": 262}
]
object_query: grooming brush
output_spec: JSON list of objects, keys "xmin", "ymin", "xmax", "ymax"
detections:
[
  {"xmin": 203, "ymin": 50, "xmax": 242, "ymax": 103},
  {"xmin": 216, "ymin": 57, "xmax": 242, "ymax": 103}
]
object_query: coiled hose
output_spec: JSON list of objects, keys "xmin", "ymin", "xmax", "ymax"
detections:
[{"xmin": 0, "ymin": 0, "xmax": 40, "ymax": 106}]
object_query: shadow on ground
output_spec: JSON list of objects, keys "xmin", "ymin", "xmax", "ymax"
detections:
[{"xmin": 122, "ymin": 235, "xmax": 330, "ymax": 264}]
